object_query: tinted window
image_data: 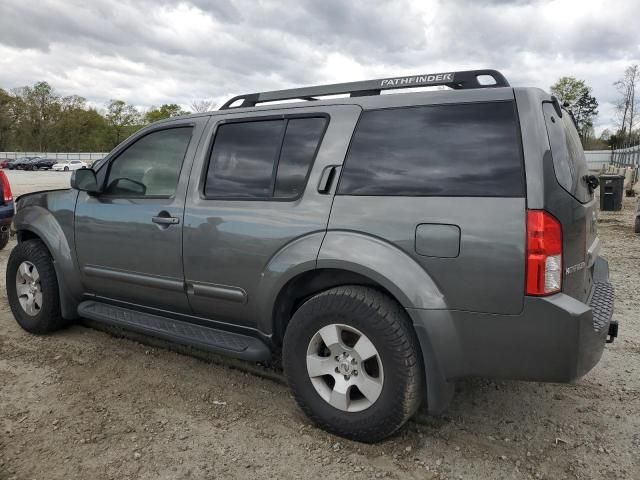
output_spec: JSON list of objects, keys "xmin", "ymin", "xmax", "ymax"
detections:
[
  {"xmin": 338, "ymin": 102, "xmax": 524, "ymax": 196},
  {"xmin": 275, "ymin": 118, "xmax": 326, "ymax": 197},
  {"xmin": 205, "ymin": 117, "xmax": 326, "ymax": 199},
  {"xmin": 543, "ymin": 104, "xmax": 591, "ymax": 203},
  {"xmin": 105, "ymin": 127, "xmax": 192, "ymax": 197},
  {"xmin": 205, "ymin": 120, "xmax": 283, "ymax": 198}
]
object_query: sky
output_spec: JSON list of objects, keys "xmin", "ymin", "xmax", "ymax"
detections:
[{"xmin": 0, "ymin": 0, "xmax": 638, "ymax": 134}]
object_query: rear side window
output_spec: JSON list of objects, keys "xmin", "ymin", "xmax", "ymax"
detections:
[
  {"xmin": 205, "ymin": 117, "xmax": 327, "ymax": 199},
  {"xmin": 542, "ymin": 104, "xmax": 591, "ymax": 203},
  {"xmin": 338, "ymin": 102, "xmax": 524, "ymax": 196}
]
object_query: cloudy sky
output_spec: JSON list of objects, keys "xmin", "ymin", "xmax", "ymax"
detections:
[{"xmin": 0, "ymin": 0, "xmax": 638, "ymax": 133}]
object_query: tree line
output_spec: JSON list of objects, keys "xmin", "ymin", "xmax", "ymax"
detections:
[
  {"xmin": 0, "ymin": 81, "xmax": 215, "ymax": 153},
  {"xmin": 1, "ymin": 67, "xmax": 639, "ymax": 153},
  {"xmin": 551, "ymin": 64, "xmax": 639, "ymax": 150}
]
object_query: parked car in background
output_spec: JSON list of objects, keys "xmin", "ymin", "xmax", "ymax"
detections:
[
  {"xmin": 0, "ymin": 170, "xmax": 13, "ymax": 249},
  {"xmin": 15, "ymin": 157, "xmax": 42, "ymax": 170},
  {"xmin": 10, "ymin": 157, "xmax": 36, "ymax": 170},
  {"xmin": 4, "ymin": 158, "xmax": 22, "ymax": 170},
  {"xmin": 52, "ymin": 160, "xmax": 88, "ymax": 171},
  {"xmin": 27, "ymin": 158, "xmax": 57, "ymax": 170},
  {"xmin": 0, "ymin": 159, "xmax": 11, "ymax": 169}
]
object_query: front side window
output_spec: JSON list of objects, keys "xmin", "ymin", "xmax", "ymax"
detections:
[
  {"xmin": 338, "ymin": 102, "xmax": 524, "ymax": 197},
  {"xmin": 104, "ymin": 127, "xmax": 192, "ymax": 197},
  {"xmin": 205, "ymin": 117, "xmax": 327, "ymax": 199}
]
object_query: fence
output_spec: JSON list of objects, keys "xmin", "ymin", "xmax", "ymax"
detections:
[
  {"xmin": 0, "ymin": 152, "xmax": 107, "ymax": 164},
  {"xmin": 610, "ymin": 145, "xmax": 640, "ymax": 167},
  {"xmin": 584, "ymin": 150, "xmax": 613, "ymax": 171}
]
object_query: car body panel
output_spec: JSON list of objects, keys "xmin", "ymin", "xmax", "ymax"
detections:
[
  {"xmin": 326, "ymin": 197, "xmax": 526, "ymax": 314},
  {"xmin": 13, "ymin": 189, "xmax": 82, "ymax": 318},
  {"xmin": 73, "ymin": 116, "xmax": 208, "ymax": 313},
  {"xmin": 182, "ymin": 104, "xmax": 361, "ymax": 328}
]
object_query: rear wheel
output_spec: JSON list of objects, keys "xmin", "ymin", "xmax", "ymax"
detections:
[
  {"xmin": 283, "ymin": 286, "xmax": 424, "ymax": 442},
  {"xmin": 6, "ymin": 239, "xmax": 65, "ymax": 333}
]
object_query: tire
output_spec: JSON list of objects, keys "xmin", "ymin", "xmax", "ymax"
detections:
[
  {"xmin": 0, "ymin": 230, "xmax": 9, "ymax": 250},
  {"xmin": 283, "ymin": 286, "xmax": 424, "ymax": 442},
  {"xmin": 64, "ymin": 166, "xmax": 69, "ymax": 171},
  {"xmin": 635, "ymin": 216, "xmax": 640, "ymax": 234},
  {"xmin": 6, "ymin": 239, "xmax": 65, "ymax": 334}
]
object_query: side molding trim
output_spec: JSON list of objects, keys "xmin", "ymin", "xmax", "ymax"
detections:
[{"xmin": 83, "ymin": 265, "xmax": 184, "ymax": 292}]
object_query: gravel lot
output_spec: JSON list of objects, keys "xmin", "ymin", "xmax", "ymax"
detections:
[{"xmin": 1, "ymin": 170, "xmax": 639, "ymax": 479}]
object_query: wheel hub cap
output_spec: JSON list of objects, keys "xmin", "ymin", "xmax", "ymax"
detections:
[
  {"xmin": 15, "ymin": 261, "xmax": 43, "ymax": 316},
  {"xmin": 306, "ymin": 324, "xmax": 384, "ymax": 413}
]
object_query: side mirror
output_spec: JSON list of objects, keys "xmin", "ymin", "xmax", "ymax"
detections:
[{"xmin": 70, "ymin": 169, "xmax": 100, "ymax": 194}]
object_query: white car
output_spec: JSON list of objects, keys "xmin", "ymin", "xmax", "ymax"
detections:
[{"xmin": 52, "ymin": 160, "xmax": 88, "ymax": 171}]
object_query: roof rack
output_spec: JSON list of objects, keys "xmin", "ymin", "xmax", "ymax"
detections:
[{"xmin": 220, "ymin": 69, "xmax": 509, "ymax": 110}]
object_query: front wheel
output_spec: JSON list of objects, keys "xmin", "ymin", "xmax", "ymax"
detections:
[
  {"xmin": 283, "ymin": 286, "xmax": 424, "ymax": 442},
  {"xmin": 63, "ymin": 166, "xmax": 69, "ymax": 171},
  {"xmin": 6, "ymin": 239, "xmax": 66, "ymax": 333}
]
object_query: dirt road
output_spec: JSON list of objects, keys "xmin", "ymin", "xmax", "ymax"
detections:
[{"xmin": 1, "ymin": 171, "xmax": 639, "ymax": 479}]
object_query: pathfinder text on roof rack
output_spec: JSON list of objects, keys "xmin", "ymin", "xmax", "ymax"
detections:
[{"xmin": 380, "ymin": 73, "xmax": 453, "ymax": 87}]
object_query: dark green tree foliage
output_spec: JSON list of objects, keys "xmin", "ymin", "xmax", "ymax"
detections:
[
  {"xmin": 0, "ymin": 88, "xmax": 15, "ymax": 151},
  {"xmin": 550, "ymin": 76, "xmax": 599, "ymax": 142},
  {"xmin": 144, "ymin": 104, "xmax": 188, "ymax": 123},
  {"xmin": 0, "ymin": 81, "xmax": 189, "ymax": 152}
]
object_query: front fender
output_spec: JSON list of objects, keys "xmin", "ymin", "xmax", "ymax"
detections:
[
  {"xmin": 317, "ymin": 231, "xmax": 446, "ymax": 310},
  {"xmin": 14, "ymin": 192, "xmax": 82, "ymax": 319}
]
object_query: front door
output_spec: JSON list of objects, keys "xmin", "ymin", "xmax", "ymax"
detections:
[{"xmin": 75, "ymin": 119, "xmax": 207, "ymax": 313}]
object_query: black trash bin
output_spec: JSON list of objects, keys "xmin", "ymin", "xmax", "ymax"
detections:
[{"xmin": 599, "ymin": 174, "xmax": 624, "ymax": 211}]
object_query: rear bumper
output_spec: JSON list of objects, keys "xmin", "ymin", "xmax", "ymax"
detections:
[{"xmin": 409, "ymin": 256, "xmax": 615, "ymax": 391}]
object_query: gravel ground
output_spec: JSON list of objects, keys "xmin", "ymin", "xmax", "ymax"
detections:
[{"xmin": 0, "ymin": 170, "xmax": 639, "ymax": 480}]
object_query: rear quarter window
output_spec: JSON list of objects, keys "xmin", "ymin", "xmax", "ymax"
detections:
[{"xmin": 338, "ymin": 101, "xmax": 524, "ymax": 197}]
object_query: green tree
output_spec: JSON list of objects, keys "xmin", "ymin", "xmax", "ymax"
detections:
[
  {"xmin": 144, "ymin": 103, "xmax": 188, "ymax": 124},
  {"xmin": 105, "ymin": 100, "xmax": 140, "ymax": 147},
  {"xmin": 550, "ymin": 77, "xmax": 598, "ymax": 142},
  {"xmin": 0, "ymin": 88, "xmax": 15, "ymax": 151},
  {"xmin": 11, "ymin": 81, "xmax": 60, "ymax": 151},
  {"xmin": 51, "ymin": 96, "xmax": 110, "ymax": 152},
  {"xmin": 550, "ymin": 77, "xmax": 588, "ymax": 105}
]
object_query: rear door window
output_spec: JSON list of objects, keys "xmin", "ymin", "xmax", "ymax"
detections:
[
  {"xmin": 205, "ymin": 117, "xmax": 327, "ymax": 199},
  {"xmin": 338, "ymin": 101, "xmax": 524, "ymax": 196},
  {"xmin": 542, "ymin": 103, "xmax": 591, "ymax": 203}
]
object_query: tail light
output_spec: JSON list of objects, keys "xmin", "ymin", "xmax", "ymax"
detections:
[
  {"xmin": 526, "ymin": 210, "xmax": 562, "ymax": 296},
  {"xmin": 0, "ymin": 171, "xmax": 12, "ymax": 203}
]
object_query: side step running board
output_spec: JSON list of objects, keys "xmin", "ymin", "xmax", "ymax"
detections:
[{"xmin": 78, "ymin": 301, "xmax": 271, "ymax": 362}]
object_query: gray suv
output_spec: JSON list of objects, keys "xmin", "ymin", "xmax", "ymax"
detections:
[{"xmin": 6, "ymin": 69, "xmax": 617, "ymax": 442}]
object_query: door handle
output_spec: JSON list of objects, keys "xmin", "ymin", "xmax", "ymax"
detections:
[
  {"xmin": 318, "ymin": 165, "xmax": 339, "ymax": 194},
  {"xmin": 152, "ymin": 215, "xmax": 180, "ymax": 225}
]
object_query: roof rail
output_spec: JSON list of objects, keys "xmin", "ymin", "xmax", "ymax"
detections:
[{"xmin": 220, "ymin": 69, "xmax": 509, "ymax": 110}]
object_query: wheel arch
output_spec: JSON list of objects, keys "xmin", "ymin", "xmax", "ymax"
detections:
[
  {"xmin": 267, "ymin": 230, "xmax": 453, "ymax": 415},
  {"xmin": 13, "ymin": 205, "xmax": 82, "ymax": 319}
]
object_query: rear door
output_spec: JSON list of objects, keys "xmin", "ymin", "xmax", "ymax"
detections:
[
  {"xmin": 182, "ymin": 105, "xmax": 361, "ymax": 327},
  {"xmin": 542, "ymin": 104, "xmax": 597, "ymax": 302}
]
